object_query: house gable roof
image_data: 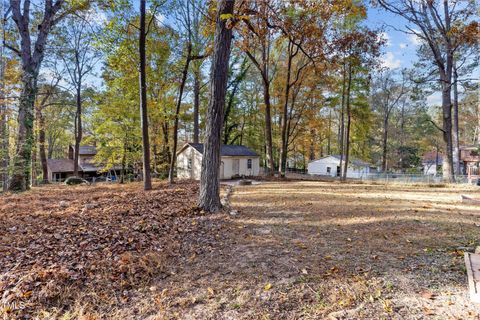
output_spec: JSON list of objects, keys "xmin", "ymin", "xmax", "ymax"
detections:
[
  {"xmin": 179, "ymin": 143, "xmax": 259, "ymax": 157},
  {"xmin": 47, "ymin": 159, "xmax": 76, "ymax": 173},
  {"xmin": 78, "ymin": 145, "xmax": 97, "ymax": 155}
]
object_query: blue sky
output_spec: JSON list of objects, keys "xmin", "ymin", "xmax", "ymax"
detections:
[
  {"xmin": 367, "ymin": 7, "xmax": 420, "ymax": 70},
  {"xmin": 366, "ymin": 6, "xmax": 444, "ymax": 106}
]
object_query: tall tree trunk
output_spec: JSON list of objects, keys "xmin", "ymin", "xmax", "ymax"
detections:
[
  {"xmin": 73, "ymin": 85, "xmax": 82, "ymax": 177},
  {"xmin": 342, "ymin": 63, "xmax": 352, "ymax": 181},
  {"xmin": 120, "ymin": 142, "xmax": 126, "ymax": 184},
  {"xmin": 168, "ymin": 45, "xmax": 191, "ymax": 184},
  {"xmin": 31, "ymin": 130, "xmax": 37, "ymax": 185},
  {"xmin": 8, "ymin": 0, "xmax": 65, "ymax": 191},
  {"xmin": 198, "ymin": 0, "xmax": 234, "ymax": 212},
  {"xmin": 36, "ymin": 108, "xmax": 48, "ymax": 183},
  {"xmin": 9, "ymin": 74, "xmax": 36, "ymax": 191},
  {"xmin": 162, "ymin": 118, "xmax": 170, "ymax": 165},
  {"xmin": 0, "ymin": 105, "xmax": 7, "ymax": 191},
  {"xmin": 327, "ymin": 110, "xmax": 332, "ymax": 155},
  {"xmin": 452, "ymin": 62, "xmax": 460, "ymax": 175},
  {"xmin": 139, "ymin": 0, "xmax": 152, "ymax": 190},
  {"xmin": 193, "ymin": 67, "xmax": 200, "ymax": 143},
  {"xmin": 0, "ymin": 8, "xmax": 7, "ymax": 191},
  {"xmin": 279, "ymin": 41, "xmax": 293, "ymax": 177},
  {"xmin": 309, "ymin": 128, "xmax": 315, "ymax": 161},
  {"xmin": 338, "ymin": 62, "xmax": 346, "ymax": 179},
  {"xmin": 263, "ymin": 81, "xmax": 275, "ymax": 175},
  {"xmin": 381, "ymin": 114, "xmax": 389, "ymax": 173},
  {"xmin": 440, "ymin": 64, "xmax": 455, "ymax": 182}
]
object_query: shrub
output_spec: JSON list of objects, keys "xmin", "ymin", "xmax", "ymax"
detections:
[{"xmin": 65, "ymin": 176, "xmax": 87, "ymax": 185}]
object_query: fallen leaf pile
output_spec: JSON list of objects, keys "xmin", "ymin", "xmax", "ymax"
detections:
[{"xmin": 0, "ymin": 181, "xmax": 220, "ymax": 318}]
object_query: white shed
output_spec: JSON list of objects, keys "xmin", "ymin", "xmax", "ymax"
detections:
[
  {"xmin": 422, "ymin": 151, "xmax": 443, "ymax": 175},
  {"xmin": 176, "ymin": 143, "xmax": 260, "ymax": 180},
  {"xmin": 308, "ymin": 155, "xmax": 372, "ymax": 179}
]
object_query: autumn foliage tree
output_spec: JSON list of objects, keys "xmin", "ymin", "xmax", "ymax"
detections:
[
  {"xmin": 377, "ymin": 0, "xmax": 479, "ymax": 182},
  {"xmin": 5, "ymin": 0, "xmax": 69, "ymax": 190}
]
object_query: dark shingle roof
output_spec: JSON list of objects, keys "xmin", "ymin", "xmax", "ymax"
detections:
[
  {"xmin": 78, "ymin": 145, "xmax": 97, "ymax": 155},
  {"xmin": 47, "ymin": 159, "xmax": 75, "ymax": 173},
  {"xmin": 187, "ymin": 143, "xmax": 259, "ymax": 157}
]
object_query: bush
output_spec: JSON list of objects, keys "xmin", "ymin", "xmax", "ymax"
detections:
[{"xmin": 65, "ymin": 176, "xmax": 88, "ymax": 185}]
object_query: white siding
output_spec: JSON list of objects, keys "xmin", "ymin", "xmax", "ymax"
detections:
[
  {"xmin": 423, "ymin": 163, "xmax": 437, "ymax": 175},
  {"xmin": 177, "ymin": 147, "xmax": 202, "ymax": 180},
  {"xmin": 222, "ymin": 157, "xmax": 260, "ymax": 179},
  {"xmin": 308, "ymin": 156, "xmax": 370, "ymax": 179},
  {"xmin": 240, "ymin": 157, "xmax": 260, "ymax": 177},
  {"xmin": 308, "ymin": 156, "xmax": 339, "ymax": 177},
  {"xmin": 176, "ymin": 145, "xmax": 260, "ymax": 180}
]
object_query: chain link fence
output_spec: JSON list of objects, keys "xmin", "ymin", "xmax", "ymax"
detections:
[{"xmin": 281, "ymin": 168, "xmax": 479, "ymax": 185}]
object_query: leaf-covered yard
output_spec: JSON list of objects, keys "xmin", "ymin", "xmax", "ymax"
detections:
[{"xmin": 1, "ymin": 180, "xmax": 480, "ymax": 319}]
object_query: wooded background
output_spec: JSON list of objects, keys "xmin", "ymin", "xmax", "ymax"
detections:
[{"xmin": 0, "ymin": 0, "xmax": 478, "ymax": 192}]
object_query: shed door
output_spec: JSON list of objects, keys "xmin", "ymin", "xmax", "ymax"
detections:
[{"xmin": 232, "ymin": 159, "xmax": 240, "ymax": 175}]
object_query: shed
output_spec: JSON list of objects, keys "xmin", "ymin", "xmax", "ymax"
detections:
[
  {"xmin": 176, "ymin": 143, "xmax": 260, "ymax": 180},
  {"xmin": 307, "ymin": 155, "xmax": 372, "ymax": 179}
]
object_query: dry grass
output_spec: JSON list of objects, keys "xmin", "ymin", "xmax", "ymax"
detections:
[{"xmin": 222, "ymin": 181, "xmax": 480, "ymax": 319}]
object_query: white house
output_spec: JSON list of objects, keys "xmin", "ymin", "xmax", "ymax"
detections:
[
  {"xmin": 176, "ymin": 143, "xmax": 260, "ymax": 180},
  {"xmin": 422, "ymin": 151, "xmax": 443, "ymax": 175},
  {"xmin": 307, "ymin": 155, "xmax": 373, "ymax": 178}
]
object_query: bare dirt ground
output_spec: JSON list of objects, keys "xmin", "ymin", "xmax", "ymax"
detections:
[{"xmin": 1, "ymin": 180, "xmax": 480, "ymax": 319}]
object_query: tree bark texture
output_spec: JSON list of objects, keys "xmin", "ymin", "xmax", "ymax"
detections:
[
  {"xmin": 0, "ymin": 105, "xmax": 7, "ymax": 191},
  {"xmin": 279, "ymin": 41, "xmax": 294, "ymax": 177},
  {"xmin": 139, "ymin": 0, "xmax": 152, "ymax": 190},
  {"xmin": 338, "ymin": 62, "xmax": 346, "ymax": 179},
  {"xmin": 73, "ymin": 86, "xmax": 82, "ymax": 176},
  {"xmin": 36, "ymin": 108, "xmax": 48, "ymax": 183},
  {"xmin": 198, "ymin": 0, "xmax": 235, "ymax": 212},
  {"xmin": 9, "ymin": 75, "xmax": 36, "ymax": 190},
  {"xmin": 8, "ymin": 0, "xmax": 64, "ymax": 191},
  {"xmin": 193, "ymin": 67, "xmax": 200, "ymax": 143},
  {"xmin": 342, "ymin": 63, "xmax": 352, "ymax": 181},
  {"xmin": 452, "ymin": 62, "xmax": 460, "ymax": 174}
]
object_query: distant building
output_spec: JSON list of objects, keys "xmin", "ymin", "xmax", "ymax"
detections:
[
  {"xmin": 176, "ymin": 143, "xmax": 260, "ymax": 180},
  {"xmin": 47, "ymin": 145, "xmax": 116, "ymax": 182},
  {"xmin": 461, "ymin": 145, "xmax": 480, "ymax": 180},
  {"xmin": 422, "ymin": 151, "xmax": 443, "ymax": 175},
  {"xmin": 422, "ymin": 146, "xmax": 479, "ymax": 178},
  {"xmin": 307, "ymin": 155, "xmax": 374, "ymax": 178}
]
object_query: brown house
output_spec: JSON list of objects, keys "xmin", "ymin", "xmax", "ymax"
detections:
[
  {"xmin": 461, "ymin": 145, "xmax": 480, "ymax": 180},
  {"xmin": 47, "ymin": 145, "xmax": 105, "ymax": 182}
]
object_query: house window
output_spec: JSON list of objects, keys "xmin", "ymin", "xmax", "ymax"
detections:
[
  {"xmin": 247, "ymin": 159, "xmax": 252, "ymax": 169},
  {"xmin": 187, "ymin": 159, "xmax": 192, "ymax": 170},
  {"xmin": 326, "ymin": 167, "xmax": 331, "ymax": 174}
]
